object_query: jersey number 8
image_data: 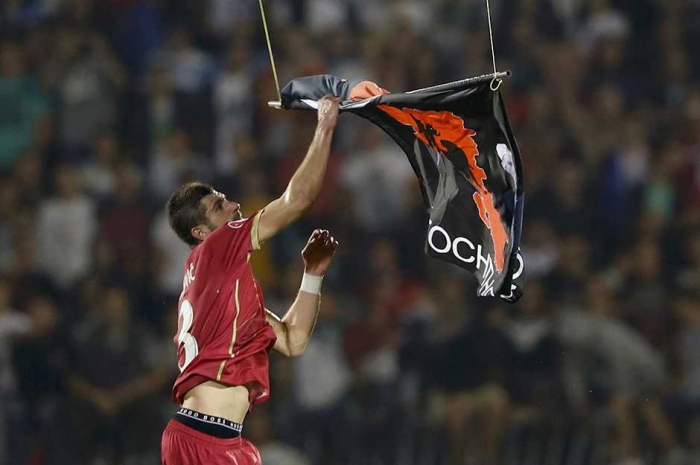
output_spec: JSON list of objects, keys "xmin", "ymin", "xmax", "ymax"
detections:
[{"xmin": 177, "ymin": 300, "xmax": 199, "ymax": 372}]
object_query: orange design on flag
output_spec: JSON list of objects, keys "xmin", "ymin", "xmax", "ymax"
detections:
[
  {"xmin": 379, "ymin": 105, "xmax": 509, "ymax": 272},
  {"xmin": 349, "ymin": 81, "xmax": 390, "ymax": 100}
]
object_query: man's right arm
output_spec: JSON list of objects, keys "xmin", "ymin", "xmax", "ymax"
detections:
[
  {"xmin": 256, "ymin": 96, "xmax": 340, "ymax": 244},
  {"xmin": 265, "ymin": 229, "xmax": 339, "ymax": 357}
]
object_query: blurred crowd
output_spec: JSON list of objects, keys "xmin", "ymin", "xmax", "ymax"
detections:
[{"xmin": 0, "ymin": 1, "xmax": 699, "ymax": 465}]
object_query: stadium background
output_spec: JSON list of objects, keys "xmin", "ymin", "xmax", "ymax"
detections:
[{"xmin": 0, "ymin": 1, "xmax": 699, "ymax": 464}]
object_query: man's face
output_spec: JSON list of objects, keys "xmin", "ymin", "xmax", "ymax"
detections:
[{"xmin": 200, "ymin": 191, "xmax": 242, "ymax": 232}]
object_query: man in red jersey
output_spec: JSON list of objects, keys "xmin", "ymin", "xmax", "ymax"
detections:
[{"xmin": 161, "ymin": 96, "xmax": 341, "ymax": 464}]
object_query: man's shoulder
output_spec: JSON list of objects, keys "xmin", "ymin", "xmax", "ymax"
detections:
[
  {"xmin": 206, "ymin": 212, "xmax": 261, "ymax": 251},
  {"xmin": 205, "ymin": 215, "xmax": 255, "ymax": 241}
]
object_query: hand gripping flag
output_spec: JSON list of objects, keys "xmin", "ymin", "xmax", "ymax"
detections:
[{"xmin": 279, "ymin": 75, "xmax": 525, "ymax": 302}]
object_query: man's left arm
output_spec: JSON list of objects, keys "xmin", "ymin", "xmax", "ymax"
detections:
[{"xmin": 266, "ymin": 229, "xmax": 338, "ymax": 357}]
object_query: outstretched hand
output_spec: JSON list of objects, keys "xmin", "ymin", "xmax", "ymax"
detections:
[{"xmin": 302, "ymin": 229, "xmax": 339, "ymax": 276}]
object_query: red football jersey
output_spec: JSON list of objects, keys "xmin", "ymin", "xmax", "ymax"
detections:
[{"xmin": 172, "ymin": 211, "xmax": 277, "ymax": 406}]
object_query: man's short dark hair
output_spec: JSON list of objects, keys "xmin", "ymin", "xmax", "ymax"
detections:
[{"xmin": 166, "ymin": 182, "xmax": 215, "ymax": 246}]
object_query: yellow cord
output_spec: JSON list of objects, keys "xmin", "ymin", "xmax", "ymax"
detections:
[
  {"xmin": 259, "ymin": 0, "xmax": 282, "ymax": 102},
  {"xmin": 485, "ymin": 0, "xmax": 502, "ymax": 91}
]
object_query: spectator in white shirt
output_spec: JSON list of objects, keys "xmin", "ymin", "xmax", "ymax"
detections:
[
  {"xmin": 150, "ymin": 210, "xmax": 191, "ymax": 299},
  {"xmin": 36, "ymin": 164, "xmax": 96, "ymax": 289},
  {"xmin": 340, "ymin": 126, "xmax": 414, "ymax": 233}
]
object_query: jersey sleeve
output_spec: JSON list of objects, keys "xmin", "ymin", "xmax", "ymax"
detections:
[{"xmin": 205, "ymin": 210, "xmax": 264, "ymax": 268}]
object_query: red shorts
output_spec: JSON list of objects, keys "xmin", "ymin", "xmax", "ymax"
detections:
[{"xmin": 161, "ymin": 420, "xmax": 262, "ymax": 465}]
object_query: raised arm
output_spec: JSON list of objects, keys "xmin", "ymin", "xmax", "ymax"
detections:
[
  {"xmin": 256, "ymin": 97, "xmax": 340, "ymax": 244},
  {"xmin": 266, "ymin": 229, "xmax": 339, "ymax": 357}
]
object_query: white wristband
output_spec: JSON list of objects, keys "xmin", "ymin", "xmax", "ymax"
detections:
[{"xmin": 300, "ymin": 272, "xmax": 323, "ymax": 295}]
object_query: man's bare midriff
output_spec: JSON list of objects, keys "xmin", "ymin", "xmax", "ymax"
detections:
[{"xmin": 182, "ymin": 381, "xmax": 251, "ymax": 424}]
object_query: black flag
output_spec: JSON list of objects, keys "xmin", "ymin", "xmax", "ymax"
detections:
[{"xmin": 281, "ymin": 75, "xmax": 525, "ymax": 302}]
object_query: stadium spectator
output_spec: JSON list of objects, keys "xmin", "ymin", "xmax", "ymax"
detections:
[{"xmin": 36, "ymin": 164, "xmax": 96, "ymax": 289}]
